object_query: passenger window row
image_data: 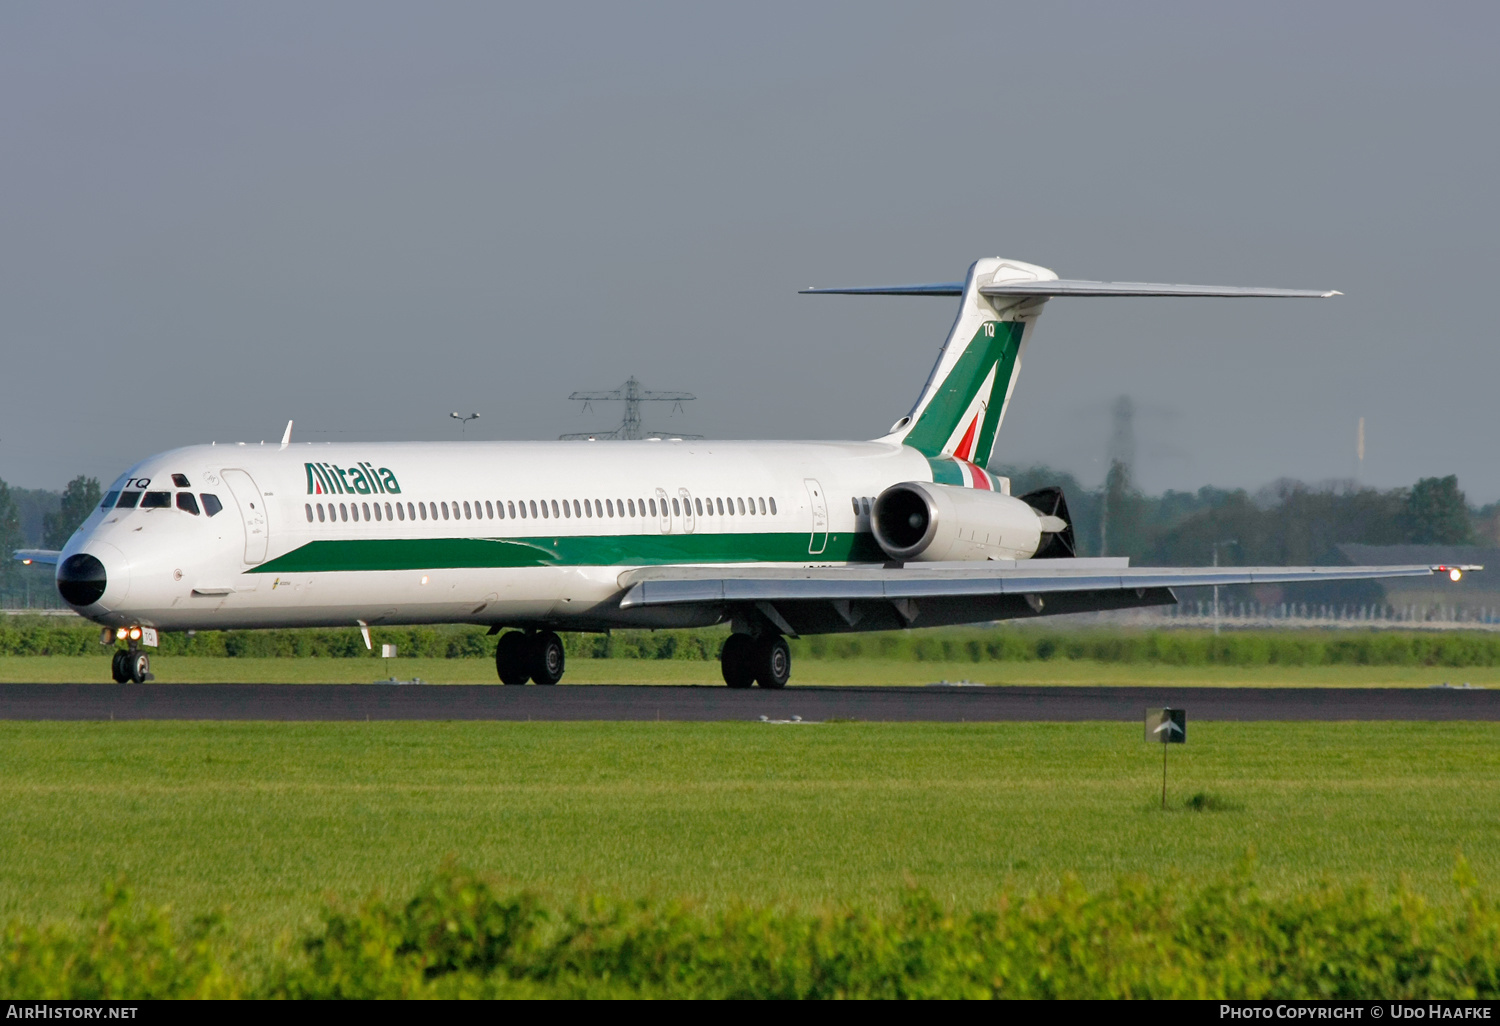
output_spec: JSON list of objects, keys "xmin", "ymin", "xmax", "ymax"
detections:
[
  {"xmin": 104, "ymin": 490, "xmax": 222, "ymax": 517},
  {"xmin": 304, "ymin": 494, "xmax": 780, "ymax": 525}
]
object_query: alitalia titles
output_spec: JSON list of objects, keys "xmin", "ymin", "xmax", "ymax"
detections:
[{"xmin": 305, "ymin": 462, "xmax": 401, "ymax": 496}]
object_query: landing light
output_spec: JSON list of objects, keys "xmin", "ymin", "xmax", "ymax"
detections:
[
  {"xmin": 116, "ymin": 628, "xmax": 127, "ymax": 640},
  {"xmin": 20, "ymin": 559, "xmax": 30, "ymax": 565},
  {"xmin": 1450, "ymin": 568, "xmax": 1464, "ymax": 582},
  {"xmin": 129, "ymin": 627, "xmax": 142, "ymax": 640}
]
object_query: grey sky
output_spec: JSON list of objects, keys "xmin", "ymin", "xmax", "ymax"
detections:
[{"xmin": 3, "ymin": 2, "xmax": 1496, "ymax": 498}]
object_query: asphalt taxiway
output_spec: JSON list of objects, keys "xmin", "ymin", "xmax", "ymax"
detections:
[{"xmin": 0, "ymin": 683, "xmax": 1496, "ymax": 721}]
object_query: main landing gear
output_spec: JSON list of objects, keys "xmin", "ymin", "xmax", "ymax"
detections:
[
  {"xmin": 495, "ymin": 630, "xmax": 566, "ymax": 685},
  {"xmin": 720, "ymin": 633, "xmax": 790, "ymax": 689},
  {"xmin": 110, "ymin": 647, "xmax": 152, "ymax": 684}
]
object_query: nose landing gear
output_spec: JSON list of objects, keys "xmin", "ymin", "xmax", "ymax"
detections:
[
  {"xmin": 110, "ymin": 647, "xmax": 153, "ymax": 684},
  {"xmin": 494, "ymin": 630, "xmax": 566, "ymax": 685}
]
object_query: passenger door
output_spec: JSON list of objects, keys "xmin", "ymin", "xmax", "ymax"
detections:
[
  {"xmin": 655, "ymin": 487, "xmax": 672, "ymax": 534},
  {"xmin": 221, "ymin": 469, "xmax": 269, "ymax": 564},
  {"xmin": 804, "ymin": 479, "xmax": 828, "ymax": 555}
]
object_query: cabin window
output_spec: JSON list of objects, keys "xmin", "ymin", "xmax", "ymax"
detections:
[
  {"xmin": 485, "ymin": 501, "xmax": 494, "ymax": 519},
  {"xmin": 350, "ymin": 504, "xmax": 359, "ymax": 522},
  {"xmin": 417, "ymin": 503, "xmax": 426, "ymax": 521},
  {"xmin": 317, "ymin": 504, "xmax": 326, "ymax": 522},
  {"xmin": 627, "ymin": 499, "xmax": 635, "ymax": 517},
  {"xmin": 116, "ymin": 491, "xmax": 142, "ymax": 509},
  {"xmin": 605, "ymin": 499, "xmax": 614, "ymax": 517},
  {"xmin": 172, "ymin": 473, "xmax": 190, "ymax": 487},
  {"xmin": 770, "ymin": 497, "xmax": 778, "ymax": 515},
  {"xmin": 549, "ymin": 500, "xmax": 558, "ymax": 518},
  {"xmin": 395, "ymin": 503, "xmax": 404, "ymax": 521},
  {"xmin": 562, "ymin": 501, "xmax": 571, "ymax": 519},
  {"xmin": 101, "ymin": 491, "xmax": 119, "ymax": 509},
  {"xmin": 851, "ymin": 497, "xmax": 859, "ymax": 515},
  {"xmin": 374, "ymin": 503, "xmax": 383, "ymax": 522},
  {"xmin": 141, "ymin": 491, "xmax": 171, "ymax": 509},
  {"xmin": 736, "ymin": 497, "xmax": 745, "ymax": 515},
  {"xmin": 694, "ymin": 498, "xmax": 703, "ymax": 516},
  {"xmin": 671, "ymin": 498, "xmax": 680, "ymax": 517},
  {"xmin": 526, "ymin": 500, "xmax": 534, "ymax": 518},
  {"xmin": 648, "ymin": 498, "xmax": 657, "ymax": 517},
  {"xmin": 303, "ymin": 502, "xmax": 312, "ymax": 522},
  {"xmin": 574, "ymin": 499, "xmax": 583, "ymax": 518},
  {"xmin": 339, "ymin": 503, "xmax": 348, "ymax": 522},
  {"xmin": 462, "ymin": 501, "xmax": 471, "ymax": 519},
  {"xmin": 202, "ymin": 494, "xmax": 223, "ymax": 517},
  {"xmin": 497, "ymin": 501, "xmax": 506, "ymax": 519},
  {"xmin": 759, "ymin": 497, "xmax": 767, "ymax": 515},
  {"xmin": 438, "ymin": 502, "xmax": 447, "ymax": 520},
  {"xmin": 509, "ymin": 501, "xmax": 517, "ymax": 518},
  {"xmin": 713, "ymin": 498, "xmax": 721, "ymax": 515},
  {"xmin": 584, "ymin": 500, "xmax": 592, "ymax": 519},
  {"xmin": 363, "ymin": 502, "xmax": 372, "ymax": 520},
  {"xmin": 384, "ymin": 502, "xmax": 393, "ymax": 520}
]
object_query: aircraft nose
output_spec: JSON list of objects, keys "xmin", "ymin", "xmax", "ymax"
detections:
[{"xmin": 56, "ymin": 553, "xmax": 108, "ymax": 607}]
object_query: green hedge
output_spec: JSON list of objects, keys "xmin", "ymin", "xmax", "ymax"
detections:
[
  {"xmin": 792, "ymin": 628, "xmax": 1500, "ymax": 668},
  {"xmin": 7, "ymin": 862, "xmax": 1500, "ymax": 998},
  {"xmin": 5, "ymin": 616, "xmax": 1500, "ymax": 666}
]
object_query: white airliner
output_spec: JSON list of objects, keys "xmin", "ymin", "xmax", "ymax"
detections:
[{"xmin": 16, "ymin": 257, "xmax": 1475, "ymax": 685}]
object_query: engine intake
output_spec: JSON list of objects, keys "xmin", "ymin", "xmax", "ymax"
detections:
[{"xmin": 872, "ymin": 481, "xmax": 1068, "ymax": 562}]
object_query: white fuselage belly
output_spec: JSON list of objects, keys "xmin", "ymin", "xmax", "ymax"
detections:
[{"xmin": 65, "ymin": 438, "xmax": 991, "ymax": 632}]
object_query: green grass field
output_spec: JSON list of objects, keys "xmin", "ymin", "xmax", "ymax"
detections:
[
  {"xmin": 6, "ymin": 654, "xmax": 1500, "ymax": 686},
  {"xmin": 2, "ymin": 720, "xmax": 1498, "ymax": 960}
]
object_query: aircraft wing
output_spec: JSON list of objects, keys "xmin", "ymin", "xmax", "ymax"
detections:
[
  {"xmin": 13, "ymin": 549, "xmax": 60, "ymax": 566},
  {"xmin": 617, "ymin": 562, "xmax": 1478, "ymax": 634}
]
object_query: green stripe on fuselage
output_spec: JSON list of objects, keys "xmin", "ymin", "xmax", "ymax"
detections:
[{"xmin": 248, "ymin": 531, "xmax": 888, "ymax": 574}]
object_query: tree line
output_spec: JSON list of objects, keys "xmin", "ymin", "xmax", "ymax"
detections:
[{"xmin": 998, "ymin": 463, "xmax": 1484, "ymax": 568}]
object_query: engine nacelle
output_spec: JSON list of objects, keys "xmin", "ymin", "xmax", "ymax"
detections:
[{"xmin": 872, "ymin": 481, "xmax": 1068, "ymax": 562}]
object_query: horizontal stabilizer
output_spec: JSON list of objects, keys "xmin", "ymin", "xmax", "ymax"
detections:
[
  {"xmin": 979, "ymin": 280, "xmax": 1340, "ymax": 299},
  {"xmin": 799, "ymin": 282, "xmax": 964, "ymax": 296},
  {"xmin": 800, "ymin": 280, "xmax": 1339, "ymax": 299}
]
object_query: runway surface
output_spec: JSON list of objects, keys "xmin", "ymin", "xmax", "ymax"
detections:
[{"xmin": 0, "ymin": 683, "xmax": 1497, "ymax": 722}]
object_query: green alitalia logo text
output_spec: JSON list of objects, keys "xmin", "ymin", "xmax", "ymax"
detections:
[{"xmin": 305, "ymin": 462, "xmax": 401, "ymax": 496}]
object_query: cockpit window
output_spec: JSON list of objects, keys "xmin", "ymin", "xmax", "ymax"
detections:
[
  {"xmin": 116, "ymin": 491, "xmax": 142, "ymax": 509},
  {"xmin": 101, "ymin": 491, "xmax": 120, "ymax": 509},
  {"xmin": 201, "ymin": 494, "xmax": 223, "ymax": 517},
  {"xmin": 171, "ymin": 474, "xmax": 191, "ymax": 487},
  {"xmin": 176, "ymin": 492, "xmax": 200, "ymax": 515},
  {"xmin": 141, "ymin": 491, "xmax": 171, "ymax": 509}
]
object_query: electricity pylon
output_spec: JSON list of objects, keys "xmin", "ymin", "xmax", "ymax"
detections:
[{"xmin": 560, "ymin": 376, "xmax": 703, "ymax": 440}]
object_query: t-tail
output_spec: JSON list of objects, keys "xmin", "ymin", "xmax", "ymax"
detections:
[{"xmin": 802, "ymin": 258, "xmax": 1340, "ymax": 470}]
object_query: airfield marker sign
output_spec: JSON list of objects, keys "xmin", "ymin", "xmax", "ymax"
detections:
[{"xmin": 1146, "ymin": 708, "xmax": 1186, "ymax": 809}]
